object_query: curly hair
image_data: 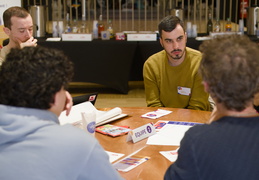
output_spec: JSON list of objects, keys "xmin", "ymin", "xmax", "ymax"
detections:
[
  {"xmin": 3, "ymin": 6, "xmax": 30, "ymax": 29},
  {"xmin": 199, "ymin": 35, "xmax": 259, "ymax": 111},
  {"xmin": 0, "ymin": 46, "xmax": 74, "ymax": 109},
  {"xmin": 158, "ymin": 15, "xmax": 185, "ymax": 38}
]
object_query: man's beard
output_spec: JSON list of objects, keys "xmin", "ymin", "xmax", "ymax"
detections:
[{"xmin": 170, "ymin": 49, "xmax": 185, "ymax": 60}]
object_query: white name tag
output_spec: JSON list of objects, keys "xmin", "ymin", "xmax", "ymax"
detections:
[
  {"xmin": 177, "ymin": 86, "xmax": 191, "ymax": 96},
  {"xmin": 126, "ymin": 123, "xmax": 156, "ymax": 143}
]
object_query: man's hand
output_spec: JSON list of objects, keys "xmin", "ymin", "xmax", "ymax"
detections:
[
  {"xmin": 18, "ymin": 37, "xmax": 38, "ymax": 48},
  {"xmin": 64, "ymin": 91, "xmax": 73, "ymax": 116}
]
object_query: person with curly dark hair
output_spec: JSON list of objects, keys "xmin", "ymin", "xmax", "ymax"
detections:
[
  {"xmin": 0, "ymin": 46, "xmax": 123, "ymax": 180},
  {"xmin": 164, "ymin": 35, "xmax": 259, "ymax": 180}
]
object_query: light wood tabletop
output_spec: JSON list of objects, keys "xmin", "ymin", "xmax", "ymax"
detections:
[{"xmin": 96, "ymin": 107, "xmax": 211, "ymax": 180}]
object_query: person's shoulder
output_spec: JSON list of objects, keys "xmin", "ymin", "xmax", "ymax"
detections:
[
  {"xmin": 51, "ymin": 124, "xmax": 97, "ymax": 147},
  {"xmin": 145, "ymin": 50, "xmax": 166, "ymax": 65},
  {"xmin": 185, "ymin": 47, "xmax": 202, "ymax": 65},
  {"xmin": 186, "ymin": 117, "xmax": 234, "ymax": 138},
  {"xmin": 1, "ymin": 45, "xmax": 10, "ymax": 52},
  {"xmin": 185, "ymin": 123, "xmax": 214, "ymax": 140},
  {"xmin": 0, "ymin": 46, "xmax": 10, "ymax": 62},
  {"xmin": 186, "ymin": 47, "xmax": 202, "ymax": 56}
]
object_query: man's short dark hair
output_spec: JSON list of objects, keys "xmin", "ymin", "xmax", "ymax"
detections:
[
  {"xmin": 0, "ymin": 46, "xmax": 74, "ymax": 109},
  {"xmin": 3, "ymin": 6, "xmax": 30, "ymax": 29},
  {"xmin": 199, "ymin": 35, "xmax": 259, "ymax": 111},
  {"xmin": 158, "ymin": 15, "xmax": 185, "ymax": 38}
]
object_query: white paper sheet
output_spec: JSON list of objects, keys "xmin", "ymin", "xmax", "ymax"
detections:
[
  {"xmin": 58, "ymin": 101, "xmax": 127, "ymax": 126},
  {"xmin": 147, "ymin": 122, "xmax": 194, "ymax": 146},
  {"xmin": 96, "ymin": 107, "xmax": 122, "ymax": 125}
]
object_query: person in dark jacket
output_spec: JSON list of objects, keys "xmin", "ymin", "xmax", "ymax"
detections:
[{"xmin": 164, "ymin": 35, "xmax": 259, "ymax": 180}]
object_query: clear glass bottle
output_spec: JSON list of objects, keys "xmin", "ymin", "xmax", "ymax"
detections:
[
  {"xmin": 107, "ymin": 19, "xmax": 114, "ymax": 39},
  {"xmin": 207, "ymin": 13, "xmax": 213, "ymax": 35},
  {"xmin": 239, "ymin": 19, "xmax": 244, "ymax": 34},
  {"xmin": 72, "ymin": 19, "xmax": 78, "ymax": 33},
  {"xmin": 226, "ymin": 18, "xmax": 232, "ymax": 31},
  {"xmin": 214, "ymin": 19, "xmax": 221, "ymax": 32},
  {"xmin": 80, "ymin": 16, "xmax": 89, "ymax": 33},
  {"xmin": 65, "ymin": 13, "xmax": 72, "ymax": 33}
]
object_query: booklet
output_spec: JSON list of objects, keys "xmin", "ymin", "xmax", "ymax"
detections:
[
  {"xmin": 96, "ymin": 124, "xmax": 131, "ymax": 137},
  {"xmin": 58, "ymin": 101, "xmax": 127, "ymax": 127}
]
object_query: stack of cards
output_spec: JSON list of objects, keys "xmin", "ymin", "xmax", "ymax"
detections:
[{"xmin": 96, "ymin": 124, "xmax": 131, "ymax": 137}]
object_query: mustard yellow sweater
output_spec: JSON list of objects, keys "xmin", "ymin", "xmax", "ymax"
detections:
[{"xmin": 143, "ymin": 47, "xmax": 210, "ymax": 111}]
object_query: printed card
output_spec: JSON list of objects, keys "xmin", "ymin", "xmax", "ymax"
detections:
[
  {"xmin": 141, "ymin": 109, "xmax": 172, "ymax": 119},
  {"xmin": 153, "ymin": 120, "xmax": 169, "ymax": 132},
  {"xmin": 113, "ymin": 155, "xmax": 150, "ymax": 172},
  {"xmin": 160, "ymin": 148, "xmax": 179, "ymax": 162},
  {"xmin": 177, "ymin": 86, "xmax": 191, "ymax": 96},
  {"xmin": 96, "ymin": 124, "xmax": 131, "ymax": 137}
]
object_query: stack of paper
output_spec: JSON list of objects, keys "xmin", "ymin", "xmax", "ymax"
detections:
[
  {"xmin": 59, "ymin": 101, "xmax": 127, "ymax": 126},
  {"xmin": 147, "ymin": 121, "xmax": 202, "ymax": 146}
]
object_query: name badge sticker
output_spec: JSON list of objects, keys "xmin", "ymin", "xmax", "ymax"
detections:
[
  {"xmin": 126, "ymin": 123, "xmax": 156, "ymax": 143},
  {"xmin": 177, "ymin": 86, "xmax": 191, "ymax": 96}
]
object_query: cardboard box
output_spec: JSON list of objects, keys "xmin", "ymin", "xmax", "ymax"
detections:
[
  {"xmin": 62, "ymin": 33, "xmax": 93, "ymax": 41},
  {"xmin": 127, "ymin": 33, "xmax": 157, "ymax": 41}
]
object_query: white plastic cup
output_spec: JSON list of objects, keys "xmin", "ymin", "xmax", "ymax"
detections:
[{"xmin": 81, "ymin": 111, "xmax": 96, "ymax": 136}]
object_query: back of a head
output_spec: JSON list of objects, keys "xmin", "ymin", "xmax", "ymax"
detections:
[
  {"xmin": 0, "ymin": 46, "xmax": 74, "ymax": 109},
  {"xmin": 199, "ymin": 35, "xmax": 259, "ymax": 111},
  {"xmin": 158, "ymin": 15, "xmax": 185, "ymax": 37},
  {"xmin": 3, "ymin": 6, "xmax": 30, "ymax": 29}
]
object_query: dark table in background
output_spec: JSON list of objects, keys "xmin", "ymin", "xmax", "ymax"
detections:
[
  {"xmin": 38, "ymin": 38, "xmax": 203, "ymax": 93},
  {"xmin": 38, "ymin": 40, "xmax": 137, "ymax": 94},
  {"xmin": 3, "ymin": 35, "xmax": 258, "ymax": 93}
]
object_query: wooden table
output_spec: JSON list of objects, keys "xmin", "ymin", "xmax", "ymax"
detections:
[{"xmin": 96, "ymin": 107, "xmax": 211, "ymax": 180}]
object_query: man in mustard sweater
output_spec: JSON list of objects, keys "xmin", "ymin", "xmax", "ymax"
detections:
[{"xmin": 143, "ymin": 15, "xmax": 210, "ymax": 111}]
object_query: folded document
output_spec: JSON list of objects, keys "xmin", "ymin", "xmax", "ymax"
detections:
[{"xmin": 59, "ymin": 101, "xmax": 127, "ymax": 126}]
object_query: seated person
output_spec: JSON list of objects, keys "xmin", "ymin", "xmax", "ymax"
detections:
[
  {"xmin": 164, "ymin": 35, "xmax": 259, "ymax": 180},
  {"xmin": 0, "ymin": 6, "xmax": 37, "ymax": 65},
  {"xmin": 0, "ymin": 46, "xmax": 123, "ymax": 180},
  {"xmin": 143, "ymin": 15, "xmax": 210, "ymax": 111}
]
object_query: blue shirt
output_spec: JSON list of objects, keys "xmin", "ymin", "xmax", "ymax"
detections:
[{"xmin": 0, "ymin": 104, "xmax": 123, "ymax": 180}]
